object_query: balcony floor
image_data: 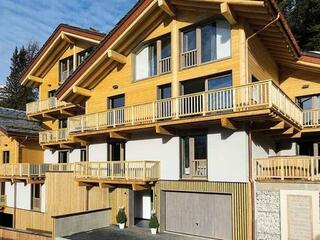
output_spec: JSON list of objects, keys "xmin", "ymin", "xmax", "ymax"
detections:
[{"xmin": 76, "ymin": 178, "xmax": 157, "ymax": 187}]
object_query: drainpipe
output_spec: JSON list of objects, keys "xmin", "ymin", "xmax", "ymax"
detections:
[{"xmin": 245, "ymin": 13, "xmax": 280, "ymax": 240}]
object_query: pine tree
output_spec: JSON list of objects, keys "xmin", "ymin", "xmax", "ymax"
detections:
[
  {"xmin": 1, "ymin": 42, "xmax": 39, "ymax": 110},
  {"xmin": 278, "ymin": 0, "xmax": 320, "ymax": 51}
]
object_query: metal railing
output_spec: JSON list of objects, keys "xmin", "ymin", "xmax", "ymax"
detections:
[
  {"xmin": 74, "ymin": 161, "xmax": 160, "ymax": 181},
  {"xmin": 69, "ymin": 81, "xmax": 303, "ymax": 133},
  {"xmin": 0, "ymin": 164, "xmax": 50, "ymax": 178},
  {"xmin": 26, "ymin": 97, "xmax": 71, "ymax": 115},
  {"xmin": 0, "ymin": 195, "xmax": 6, "ymax": 207},
  {"xmin": 303, "ymin": 109, "xmax": 320, "ymax": 128},
  {"xmin": 39, "ymin": 128, "xmax": 70, "ymax": 144},
  {"xmin": 181, "ymin": 49, "xmax": 198, "ymax": 68},
  {"xmin": 159, "ymin": 57, "xmax": 171, "ymax": 74},
  {"xmin": 256, "ymin": 156, "xmax": 320, "ymax": 181}
]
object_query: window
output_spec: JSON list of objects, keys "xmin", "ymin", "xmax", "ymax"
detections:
[
  {"xmin": 77, "ymin": 48, "xmax": 93, "ymax": 66},
  {"xmin": 2, "ymin": 151, "xmax": 9, "ymax": 164},
  {"xmin": 181, "ymin": 20, "xmax": 231, "ymax": 68},
  {"xmin": 158, "ymin": 84, "xmax": 172, "ymax": 100},
  {"xmin": 180, "ymin": 135, "xmax": 207, "ymax": 179},
  {"xmin": 31, "ymin": 184, "xmax": 41, "ymax": 211},
  {"xmin": 80, "ymin": 148, "xmax": 87, "ymax": 162},
  {"xmin": 59, "ymin": 119, "xmax": 68, "ymax": 129},
  {"xmin": 0, "ymin": 182, "xmax": 5, "ymax": 195},
  {"xmin": 59, "ymin": 56, "xmax": 73, "ymax": 82},
  {"xmin": 48, "ymin": 90, "xmax": 56, "ymax": 98},
  {"xmin": 58, "ymin": 151, "xmax": 69, "ymax": 163},
  {"xmin": 108, "ymin": 142, "xmax": 125, "ymax": 161},
  {"xmin": 134, "ymin": 36, "xmax": 171, "ymax": 80},
  {"xmin": 296, "ymin": 95, "xmax": 320, "ymax": 110},
  {"xmin": 207, "ymin": 73, "xmax": 232, "ymax": 90},
  {"xmin": 108, "ymin": 94, "xmax": 125, "ymax": 109}
]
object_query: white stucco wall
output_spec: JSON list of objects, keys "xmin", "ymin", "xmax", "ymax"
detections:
[
  {"xmin": 16, "ymin": 183, "xmax": 31, "ymax": 210},
  {"xmin": 278, "ymin": 141, "xmax": 297, "ymax": 156},
  {"xmin": 44, "ymin": 150, "xmax": 58, "ymax": 164},
  {"xmin": 88, "ymin": 143, "xmax": 108, "ymax": 162},
  {"xmin": 252, "ymin": 134, "xmax": 277, "ymax": 159},
  {"xmin": 208, "ymin": 130, "xmax": 249, "ymax": 182},
  {"xmin": 5, "ymin": 182, "xmax": 14, "ymax": 208},
  {"xmin": 69, "ymin": 149, "xmax": 81, "ymax": 163},
  {"xmin": 126, "ymin": 134, "xmax": 180, "ymax": 180}
]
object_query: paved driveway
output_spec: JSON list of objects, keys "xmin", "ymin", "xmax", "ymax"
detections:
[{"xmin": 65, "ymin": 226, "xmax": 204, "ymax": 240}]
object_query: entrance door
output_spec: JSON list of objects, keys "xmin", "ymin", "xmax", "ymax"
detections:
[
  {"xmin": 134, "ymin": 190, "xmax": 152, "ymax": 227},
  {"xmin": 108, "ymin": 142, "xmax": 125, "ymax": 177},
  {"xmin": 181, "ymin": 135, "xmax": 207, "ymax": 179}
]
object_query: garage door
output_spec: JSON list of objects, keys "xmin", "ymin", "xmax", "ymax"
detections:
[{"xmin": 165, "ymin": 192, "xmax": 232, "ymax": 239}]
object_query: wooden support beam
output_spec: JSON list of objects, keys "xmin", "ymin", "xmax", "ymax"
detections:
[
  {"xmin": 78, "ymin": 182, "xmax": 94, "ymax": 187},
  {"xmin": 253, "ymin": 121, "xmax": 285, "ymax": 132},
  {"xmin": 158, "ymin": 0, "xmax": 175, "ymax": 17},
  {"xmin": 60, "ymin": 144, "xmax": 73, "ymax": 149},
  {"xmin": 220, "ymin": 2, "xmax": 237, "ymax": 25},
  {"xmin": 42, "ymin": 113, "xmax": 55, "ymax": 120},
  {"xmin": 132, "ymin": 184, "xmax": 149, "ymax": 191},
  {"xmin": 60, "ymin": 109, "xmax": 74, "ymax": 117},
  {"xmin": 109, "ymin": 131, "xmax": 129, "ymax": 140},
  {"xmin": 99, "ymin": 182, "xmax": 115, "ymax": 189},
  {"xmin": 282, "ymin": 127, "xmax": 294, "ymax": 135},
  {"xmin": 291, "ymin": 131, "xmax": 301, "ymax": 139},
  {"xmin": 73, "ymin": 137, "xmax": 90, "ymax": 146},
  {"xmin": 28, "ymin": 75, "xmax": 43, "ymax": 84},
  {"xmin": 72, "ymin": 86, "xmax": 92, "ymax": 97},
  {"xmin": 221, "ymin": 118, "xmax": 237, "ymax": 130},
  {"xmin": 155, "ymin": 125, "xmax": 174, "ymax": 136},
  {"xmin": 107, "ymin": 50, "xmax": 126, "ymax": 64},
  {"xmin": 61, "ymin": 33, "xmax": 74, "ymax": 45}
]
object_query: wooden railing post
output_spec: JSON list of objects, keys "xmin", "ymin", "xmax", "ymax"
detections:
[
  {"xmin": 152, "ymin": 102, "xmax": 156, "ymax": 122},
  {"xmin": 113, "ymin": 109, "xmax": 116, "ymax": 127},
  {"xmin": 280, "ymin": 158, "xmax": 284, "ymax": 180},
  {"xmin": 81, "ymin": 115, "xmax": 84, "ymax": 132},
  {"xmin": 268, "ymin": 81, "xmax": 272, "ymax": 108},
  {"xmin": 143, "ymin": 161, "xmax": 146, "ymax": 181},
  {"xmin": 111, "ymin": 162, "xmax": 114, "ymax": 180},
  {"xmin": 97, "ymin": 163, "xmax": 100, "ymax": 179},
  {"xmin": 131, "ymin": 106, "xmax": 134, "ymax": 125},
  {"xmin": 202, "ymin": 92, "xmax": 207, "ymax": 116},
  {"xmin": 311, "ymin": 157, "xmax": 315, "ymax": 181}
]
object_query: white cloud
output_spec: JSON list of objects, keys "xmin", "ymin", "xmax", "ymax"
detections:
[{"xmin": 0, "ymin": 0, "xmax": 138, "ymax": 83}]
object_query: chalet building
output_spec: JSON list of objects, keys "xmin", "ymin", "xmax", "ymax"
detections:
[{"xmin": 0, "ymin": 0, "xmax": 318, "ymax": 239}]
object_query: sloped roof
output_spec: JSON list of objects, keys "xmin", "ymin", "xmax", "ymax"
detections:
[{"xmin": 0, "ymin": 107, "xmax": 43, "ymax": 137}]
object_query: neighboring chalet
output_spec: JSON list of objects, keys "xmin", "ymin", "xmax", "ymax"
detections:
[{"xmin": 0, "ymin": 0, "xmax": 318, "ymax": 240}]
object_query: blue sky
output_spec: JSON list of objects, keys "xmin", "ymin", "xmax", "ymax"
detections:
[{"xmin": 0, "ymin": 0, "xmax": 138, "ymax": 84}]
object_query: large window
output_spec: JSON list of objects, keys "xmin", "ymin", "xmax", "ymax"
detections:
[
  {"xmin": 134, "ymin": 36, "xmax": 171, "ymax": 81},
  {"xmin": 297, "ymin": 94, "xmax": 320, "ymax": 110},
  {"xmin": 59, "ymin": 56, "xmax": 74, "ymax": 82},
  {"xmin": 80, "ymin": 148, "xmax": 87, "ymax": 162},
  {"xmin": 58, "ymin": 151, "xmax": 69, "ymax": 163},
  {"xmin": 181, "ymin": 20, "xmax": 231, "ymax": 68},
  {"xmin": 108, "ymin": 94, "xmax": 125, "ymax": 109},
  {"xmin": 2, "ymin": 151, "xmax": 9, "ymax": 164},
  {"xmin": 77, "ymin": 48, "xmax": 93, "ymax": 66},
  {"xmin": 108, "ymin": 142, "xmax": 125, "ymax": 161}
]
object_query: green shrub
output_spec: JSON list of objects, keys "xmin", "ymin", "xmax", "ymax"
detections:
[
  {"xmin": 116, "ymin": 208, "xmax": 127, "ymax": 224},
  {"xmin": 149, "ymin": 213, "xmax": 159, "ymax": 228}
]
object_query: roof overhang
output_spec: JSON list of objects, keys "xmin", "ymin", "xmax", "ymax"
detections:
[{"xmin": 20, "ymin": 24, "xmax": 105, "ymax": 88}]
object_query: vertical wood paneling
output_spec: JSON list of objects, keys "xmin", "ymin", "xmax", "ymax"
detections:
[{"xmin": 156, "ymin": 181, "xmax": 250, "ymax": 240}]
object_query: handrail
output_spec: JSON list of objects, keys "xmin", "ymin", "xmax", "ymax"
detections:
[
  {"xmin": 39, "ymin": 128, "xmax": 70, "ymax": 144},
  {"xmin": 69, "ymin": 80, "xmax": 303, "ymax": 134},
  {"xmin": 255, "ymin": 156, "xmax": 320, "ymax": 181},
  {"xmin": 0, "ymin": 163, "xmax": 51, "ymax": 178},
  {"xmin": 303, "ymin": 108, "xmax": 320, "ymax": 128},
  {"xmin": 26, "ymin": 97, "xmax": 71, "ymax": 115}
]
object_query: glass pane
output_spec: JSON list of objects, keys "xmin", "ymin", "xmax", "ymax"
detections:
[
  {"xmin": 34, "ymin": 184, "xmax": 40, "ymax": 198},
  {"xmin": 135, "ymin": 46, "xmax": 149, "ymax": 80},
  {"xmin": 183, "ymin": 29, "xmax": 196, "ymax": 52},
  {"xmin": 59, "ymin": 119, "xmax": 68, "ymax": 129},
  {"xmin": 208, "ymin": 74, "xmax": 232, "ymax": 90},
  {"xmin": 201, "ymin": 24, "xmax": 216, "ymax": 63},
  {"xmin": 111, "ymin": 143, "xmax": 121, "ymax": 161},
  {"xmin": 149, "ymin": 43, "xmax": 157, "ymax": 76},
  {"xmin": 159, "ymin": 84, "xmax": 171, "ymax": 99},
  {"xmin": 194, "ymin": 135, "xmax": 207, "ymax": 159},
  {"xmin": 110, "ymin": 95, "xmax": 125, "ymax": 109},
  {"xmin": 161, "ymin": 37, "xmax": 171, "ymax": 59},
  {"xmin": 181, "ymin": 137, "xmax": 190, "ymax": 175},
  {"xmin": 297, "ymin": 96, "xmax": 312, "ymax": 110},
  {"xmin": 182, "ymin": 79, "xmax": 205, "ymax": 95}
]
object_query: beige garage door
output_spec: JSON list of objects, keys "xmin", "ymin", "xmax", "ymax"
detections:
[{"xmin": 165, "ymin": 192, "xmax": 232, "ymax": 239}]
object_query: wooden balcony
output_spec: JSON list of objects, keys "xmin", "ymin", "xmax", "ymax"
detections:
[
  {"xmin": 26, "ymin": 97, "xmax": 82, "ymax": 120},
  {"xmin": 74, "ymin": 161, "xmax": 160, "ymax": 186},
  {"xmin": 303, "ymin": 109, "xmax": 320, "ymax": 131},
  {"xmin": 0, "ymin": 163, "xmax": 50, "ymax": 183},
  {"xmin": 68, "ymin": 81, "xmax": 302, "ymax": 137},
  {"xmin": 39, "ymin": 128, "xmax": 71, "ymax": 145},
  {"xmin": 0, "ymin": 195, "xmax": 6, "ymax": 208},
  {"xmin": 255, "ymin": 156, "xmax": 320, "ymax": 182}
]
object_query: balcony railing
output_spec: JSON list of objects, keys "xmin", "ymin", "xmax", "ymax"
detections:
[
  {"xmin": 303, "ymin": 109, "xmax": 320, "ymax": 128},
  {"xmin": 0, "ymin": 163, "xmax": 50, "ymax": 178},
  {"xmin": 255, "ymin": 156, "xmax": 320, "ymax": 181},
  {"xmin": 69, "ymin": 81, "xmax": 303, "ymax": 134},
  {"xmin": 39, "ymin": 128, "xmax": 70, "ymax": 144},
  {"xmin": 0, "ymin": 195, "xmax": 6, "ymax": 207},
  {"xmin": 159, "ymin": 57, "xmax": 171, "ymax": 74},
  {"xmin": 181, "ymin": 49, "xmax": 198, "ymax": 68},
  {"xmin": 74, "ymin": 161, "xmax": 160, "ymax": 181},
  {"xmin": 48, "ymin": 163, "xmax": 75, "ymax": 172},
  {"xmin": 26, "ymin": 97, "xmax": 71, "ymax": 115}
]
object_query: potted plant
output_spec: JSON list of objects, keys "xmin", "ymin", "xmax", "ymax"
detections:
[
  {"xmin": 116, "ymin": 207, "xmax": 127, "ymax": 229},
  {"xmin": 149, "ymin": 213, "xmax": 159, "ymax": 234}
]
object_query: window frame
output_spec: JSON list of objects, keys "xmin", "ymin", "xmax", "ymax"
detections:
[
  {"xmin": 31, "ymin": 184, "xmax": 41, "ymax": 211},
  {"xmin": 58, "ymin": 150, "xmax": 69, "ymax": 164},
  {"xmin": 77, "ymin": 48, "xmax": 93, "ymax": 67},
  {"xmin": 2, "ymin": 151, "xmax": 9, "ymax": 164},
  {"xmin": 180, "ymin": 18, "xmax": 232, "ymax": 69},
  {"xmin": 59, "ymin": 56, "xmax": 74, "ymax": 83},
  {"xmin": 133, "ymin": 34, "xmax": 172, "ymax": 82},
  {"xmin": 80, "ymin": 148, "xmax": 87, "ymax": 162}
]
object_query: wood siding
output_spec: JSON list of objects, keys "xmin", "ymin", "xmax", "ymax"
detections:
[
  {"xmin": 0, "ymin": 227, "xmax": 51, "ymax": 240},
  {"xmin": 155, "ymin": 181, "xmax": 251, "ymax": 240}
]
